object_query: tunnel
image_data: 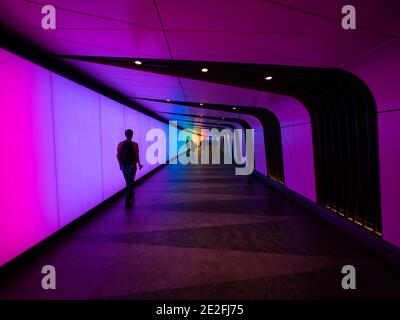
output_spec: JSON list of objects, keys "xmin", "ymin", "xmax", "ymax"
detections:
[{"xmin": 1, "ymin": 0, "xmax": 400, "ymax": 304}]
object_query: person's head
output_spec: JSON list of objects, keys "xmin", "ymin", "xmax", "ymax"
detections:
[{"xmin": 125, "ymin": 129, "xmax": 133, "ymax": 140}]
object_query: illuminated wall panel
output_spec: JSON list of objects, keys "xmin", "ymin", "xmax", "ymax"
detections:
[
  {"xmin": 0, "ymin": 49, "xmax": 59, "ymax": 266},
  {"xmin": 242, "ymin": 116, "xmax": 267, "ymax": 176},
  {"xmin": 281, "ymin": 126, "xmax": 297, "ymax": 189},
  {"xmin": 99, "ymin": 96, "xmax": 126, "ymax": 199},
  {"xmin": 293, "ymin": 124, "xmax": 316, "ymax": 201},
  {"xmin": 163, "ymin": 123, "xmax": 170, "ymax": 161},
  {"xmin": 254, "ymin": 128, "xmax": 267, "ymax": 176},
  {"xmin": 280, "ymin": 123, "xmax": 316, "ymax": 201},
  {"xmin": 124, "ymin": 108, "xmax": 141, "ymax": 144},
  {"xmin": 149, "ymin": 118, "xmax": 167, "ymax": 165},
  {"xmin": 52, "ymin": 74, "xmax": 104, "ymax": 227},
  {"xmin": 139, "ymin": 113, "xmax": 153, "ymax": 177},
  {"xmin": 124, "ymin": 107, "xmax": 142, "ymax": 178},
  {"xmin": 251, "ymin": 105, "xmax": 315, "ymax": 201},
  {"xmin": 378, "ymin": 111, "xmax": 400, "ymax": 247}
]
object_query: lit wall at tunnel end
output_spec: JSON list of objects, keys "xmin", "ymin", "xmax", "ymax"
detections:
[{"xmin": 248, "ymin": 98, "xmax": 316, "ymax": 202}]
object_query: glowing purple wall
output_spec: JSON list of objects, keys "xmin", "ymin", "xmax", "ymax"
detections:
[
  {"xmin": 0, "ymin": 49, "xmax": 170, "ymax": 266},
  {"xmin": 378, "ymin": 113, "xmax": 400, "ymax": 244},
  {"xmin": 240, "ymin": 115, "xmax": 267, "ymax": 176},
  {"xmin": 281, "ymin": 122, "xmax": 316, "ymax": 201},
  {"xmin": 100, "ymin": 96, "xmax": 126, "ymax": 199}
]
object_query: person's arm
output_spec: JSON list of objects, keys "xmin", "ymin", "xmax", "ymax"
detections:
[
  {"xmin": 117, "ymin": 142, "xmax": 123, "ymax": 169},
  {"xmin": 135, "ymin": 143, "xmax": 143, "ymax": 170}
]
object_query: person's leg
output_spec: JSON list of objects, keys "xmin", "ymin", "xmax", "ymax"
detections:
[
  {"xmin": 122, "ymin": 166, "xmax": 132, "ymax": 206},
  {"xmin": 128, "ymin": 166, "xmax": 137, "ymax": 199}
]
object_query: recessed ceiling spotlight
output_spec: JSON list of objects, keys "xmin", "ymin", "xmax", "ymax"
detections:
[
  {"xmin": 134, "ymin": 60, "xmax": 142, "ymax": 65},
  {"xmin": 166, "ymin": 99, "xmax": 170, "ymax": 102},
  {"xmin": 200, "ymin": 103, "xmax": 204, "ymax": 106},
  {"xmin": 222, "ymin": 117, "xmax": 225, "ymax": 120},
  {"xmin": 265, "ymin": 76, "xmax": 273, "ymax": 80},
  {"xmin": 232, "ymin": 107, "xmax": 236, "ymax": 110},
  {"xmin": 201, "ymin": 68, "xmax": 208, "ymax": 73}
]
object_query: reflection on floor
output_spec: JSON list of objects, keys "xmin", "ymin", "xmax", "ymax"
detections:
[{"xmin": 1, "ymin": 163, "xmax": 400, "ymax": 299}]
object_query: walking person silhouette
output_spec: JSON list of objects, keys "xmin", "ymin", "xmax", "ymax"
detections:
[{"xmin": 117, "ymin": 129, "xmax": 143, "ymax": 208}]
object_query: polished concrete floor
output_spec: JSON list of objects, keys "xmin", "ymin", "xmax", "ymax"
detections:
[{"xmin": 1, "ymin": 162, "xmax": 400, "ymax": 300}]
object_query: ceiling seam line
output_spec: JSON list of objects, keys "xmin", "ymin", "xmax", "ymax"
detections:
[
  {"xmin": 21, "ymin": 0, "xmax": 160, "ymax": 31},
  {"xmin": 171, "ymin": 31, "xmax": 325, "ymax": 67},
  {"xmin": 263, "ymin": 0, "xmax": 400, "ymax": 40},
  {"xmin": 340, "ymin": 38, "xmax": 396, "ymax": 68},
  {"xmin": 152, "ymin": 0, "xmax": 188, "ymax": 103}
]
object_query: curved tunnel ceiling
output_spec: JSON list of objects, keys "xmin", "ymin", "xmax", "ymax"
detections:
[
  {"xmin": 61, "ymin": 56, "xmax": 376, "ymax": 112},
  {"xmin": 160, "ymin": 111, "xmax": 251, "ymax": 130}
]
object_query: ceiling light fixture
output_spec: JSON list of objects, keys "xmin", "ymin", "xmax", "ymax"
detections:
[
  {"xmin": 200, "ymin": 103, "xmax": 204, "ymax": 106},
  {"xmin": 265, "ymin": 76, "xmax": 273, "ymax": 80},
  {"xmin": 166, "ymin": 99, "xmax": 170, "ymax": 102},
  {"xmin": 134, "ymin": 60, "xmax": 142, "ymax": 65},
  {"xmin": 201, "ymin": 68, "xmax": 208, "ymax": 73},
  {"xmin": 232, "ymin": 107, "xmax": 236, "ymax": 110}
]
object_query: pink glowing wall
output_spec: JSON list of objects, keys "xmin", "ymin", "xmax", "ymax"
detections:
[
  {"xmin": 0, "ymin": 49, "xmax": 171, "ymax": 266},
  {"xmin": 0, "ymin": 49, "xmax": 59, "ymax": 267},
  {"xmin": 52, "ymin": 74, "xmax": 104, "ymax": 227},
  {"xmin": 241, "ymin": 115, "xmax": 267, "ymax": 176}
]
